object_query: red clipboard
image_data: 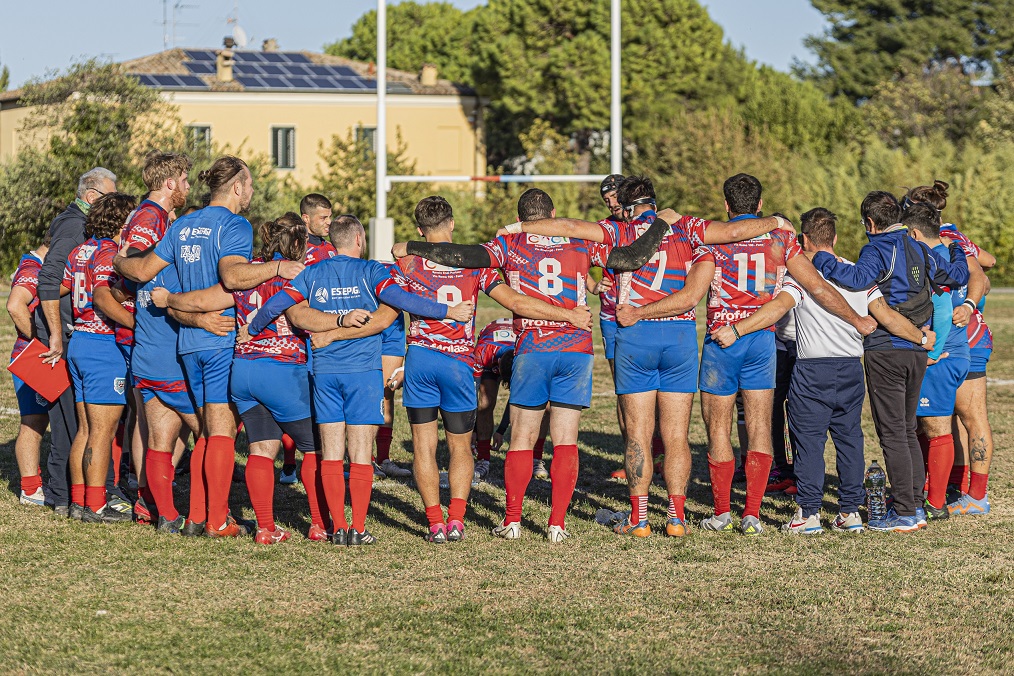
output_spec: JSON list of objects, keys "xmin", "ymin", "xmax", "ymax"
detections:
[{"xmin": 7, "ymin": 338, "xmax": 71, "ymax": 403}]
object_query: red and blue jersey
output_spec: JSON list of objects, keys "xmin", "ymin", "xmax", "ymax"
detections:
[
  {"xmin": 305, "ymin": 235, "xmax": 337, "ymax": 266},
  {"xmin": 601, "ymin": 212, "xmax": 714, "ymax": 322},
  {"xmin": 124, "ymin": 201, "xmax": 187, "ymax": 382},
  {"xmin": 932, "ymin": 242, "xmax": 971, "ymax": 359},
  {"xmin": 472, "ymin": 318, "xmax": 516, "ymax": 376},
  {"xmin": 396, "ymin": 254, "xmax": 502, "ymax": 366},
  {"xmin": 482, "ymin": 231, "xmax": 607, "ymax": 356},
  {"xmin": 117, "ymin": 200, "xmax": 173, "ymax": 348},
  {"xmin": 280, "ymin": 255, "xmax": 397, "ymax": 374},
  {"xmin": 10, "ymin": 252, "xmax": 43, "ymax": 360},
  {"xmin": 62, "ymin": 237, "xmax": 120, "ymax": 336},
  {"xmin": 939, "ymin": 224, "xmax": 993, "ymax": 351},
  {"xmin": 153, "ymin": 206, "xmax": 252, "ymax": 354},
  {"xmin": 233, "ymin": 255, "xmax": 307, "ymax": 364},
  {"xmin": 701, "ymin": 216, "xmax": 802, "ymax": 332},
  {"xmin": 596, "ymin": 216, "xmax": 623, "ymax": 322}
]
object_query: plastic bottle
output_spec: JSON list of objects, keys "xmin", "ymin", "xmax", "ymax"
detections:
[{"xmin": 865, "ymin": 461, "xmax": 887, "ymax": 521}]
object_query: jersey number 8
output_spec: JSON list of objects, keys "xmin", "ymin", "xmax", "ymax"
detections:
[{"xmin": 537, "ymin": 258, "xmax": 564, "ymax": 296}]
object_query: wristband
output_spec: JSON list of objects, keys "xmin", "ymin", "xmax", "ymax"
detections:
[
  {"xmin": 504, "ymin": 222, "xmax": 523, "ymax": 235},
  {"xmin": 337, "ymin": 313, "xmax": 345, "ymax": 329},
  {"xmin": 772, "ymin": 215, "xmax": 787, "ymax": 231},
  {"xmin": 731, "ymin": 324, "xmax": 741, "ymax": 339},
  {"xmin": 962, "ymin": 299, "xmax": 977, "ymax": 311}
]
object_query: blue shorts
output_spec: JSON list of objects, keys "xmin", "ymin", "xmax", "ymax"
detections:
[
  {"xmin": 403, "ymin": 345, "xmax": 477, "ymax": 412},
  {"xmin": 509, "ymin": 351, "xmax": 594, "ymax": 409},
  {"xmin": 600, "ymin": 318, "xmax": 617, "ymax": 360},
  {"xmin": 969, "ymin": 347, "xmax": 991, "ymax": 375},
  {"xmin": 181, "ymin": 348, "xmax": 233, "ymax": 407},
  {"xmin": 135, "ymin": 376, "xmax": 196, "ymax": 416},
  {"xmin": 12, "ymin": 373, "xmax": 52, "ymax": 417},
  {"xmin": 381, "ymin": 314, "xmax": 406, "ymax": 357},
  {"xmin": 231, "ymin": 357, "xmax": 311, "ymax": 422},
  {"xmin": 117, "ymin": 342, "xmax": 132, "ymax": 374},
  {"xmin": 615, "ymin": 320, "xmax": 698, "ymax": 395},
  {"xmin": 68, "ymin": 332, "xmax": 127, "ymax": 405},
  {"xmin": 918, "ymin": 356, "xmax": 970, "ymax": 417},
  {"xmin": 698, "ymin": 331, "xmax": 776, "ymax": 396},
  {"xmin": 312, "ymin": 370, "xmax": 384, "ymax": 425}
]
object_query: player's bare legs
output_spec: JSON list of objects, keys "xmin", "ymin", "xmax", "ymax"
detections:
[
  {"xmin": 346, "ymin": 424, "xmax": 378, "ymax": 541},
  {"xmin": 246, "ymin": 438, "xmax": 283, "ymax": 537},
  {"xmin": 919, "ymin": 414, "xmax": 955, "ymax": 512},
  {"xmin": 412, "ymin": 420, "xmax": 441, "ymax": 511},
  {"xmin": 740, "ymin": 388, "xmax": 775, "ymax": 523},
  {"xmin": 318, "ymin": 422, "xmax": 350, "ymax": 534},
  {"xmin": 617, "ymin": 391, "xmax": 654, "ymax": 534},
  {"xmin": 546, "ymin": 404, "xmax": 582, "ymax": 537},
  {"xmin": 660, "ymin": 392, "xmax": 695, "ymax": 535},
  {"xmin": 475, "ymin": 377, "xmax": 500, "ymax": 478},
  {"xmin": 376, "ymin": 355, "xmax": 409, "ymax": 478},
  {"xmin": 950, "ymin": 377, "xmax": 993, "ymax": 513},
  {"xmin": 14, "ymin": 414, "xmax": 48, "ymax": 490},
  {"xmin": 701, "ymin": 392, "xmax": 736, "ymax": 525},
  {"xmin": 607, "ymin": 358, "xmax": 628, "ymax": 480},
  {"xmin": 144, "ymin": 396, "xmax": 199, "ymax": 525},
  {"xmin": 82, "ymin": 403, "xmax": 125, "ymax": 519},
  {"xmin": 200, "ymin": 402, "xmax": 239, "ymax": 535},
  {"xmin": 68, "ymin": 401, "xmax": 89, "ymax": 514},
  {"xmin": 498, "ymin": 404, "xmax": 547, "ymax": 536}
]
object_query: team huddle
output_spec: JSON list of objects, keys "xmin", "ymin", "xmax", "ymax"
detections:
[{"xmin": 7, "ymin": 151, "xmax": 996, "ymax": 544}]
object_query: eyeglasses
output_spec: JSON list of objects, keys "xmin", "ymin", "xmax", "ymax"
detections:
[{"xmin": 89, "ymin": 188, "xmax": 106, "ymax": 197}]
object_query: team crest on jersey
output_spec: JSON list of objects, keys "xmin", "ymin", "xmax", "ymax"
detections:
[
  {"xmin": 314, "ymin": 287, "xmax": 329, "ymax": 304},
  {"xmin": 113, "ymin": 378, "xmax": 126, "ymax": 395},
  {"xmin": 422, "ymin": 259, "xmax": 456, "ymax": 272},
  {"xmin": 178, "ymin": 226, "xmax": 191, "ymax": 241},
  {"xmin": 181, "ymin": 245, "xmax": 201, "ymax": 263},
  {"xmin": 35, "ymin": 393, "xmax": 48, "ymax": 407},
  {"xmin": 527, "ymin": 234, "xmax": 570, "ymax": 246},
  {"xmin": 75, "ymin": 245, "xmax": 97, "ymax": 262},
  {"xmin": 911, "ymin": 265, "xmax": 922, "ymax": 285},
  {"xmin": 493, "ymin": 329, "xmax": 515, "ymax": 343}
]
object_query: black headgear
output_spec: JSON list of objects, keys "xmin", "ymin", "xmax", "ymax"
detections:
[{"xmin": 600, "ymin": 174, "xmax": 624, "ymax": 196}]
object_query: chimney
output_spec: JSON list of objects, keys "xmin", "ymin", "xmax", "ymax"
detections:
[
  {"xmin": 262, "ymin": 38, "xmax": 278, "ymax": 52},
  {"xmin": 420, "ymin": 63, "xmax": 438, "ymax": 87},
  {"xmin": 217, "ymin": 39, "xmax": 235, "ymax": 83}
]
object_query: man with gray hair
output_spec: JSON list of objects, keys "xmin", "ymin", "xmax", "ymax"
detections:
[{"xmin": 36, "ymin": 167, "xmax": 125, "ymax": 516}]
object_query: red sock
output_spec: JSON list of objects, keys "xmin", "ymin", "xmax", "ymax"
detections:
[
  {"xmin": 111, "ymin": 425, "xmax": 124, "ymax": 485},
  {"xmin": 281, "ymin": 434, "xmax": 296, "ymax": 466},
  {"xmin": 448, "ymin": 497, "xmax": 466, "ymax": 524},
  {"xmin": 376, "ymin": 426, "xmax": 393, "ymax": 464},
  {"xmin": 948, "ymin": 463, "xmax": 969, "ymax": 491},
  {"xmin": 533, "ymin": 437, "xmax": 545, "ymax": 461},
  {"xmin": 425, "ymin": 504, "xmax": 444, "ymax": 528},
  {"xmin": 145, "ymin": 449, "xmax": 178, "ymax": 521},
  {"xmin": 503, "ymin": 449, "xmax": 534, "ymax": 524},
  {"xmin": 320, "ymin": 460, "xmax": 348, "ymax": 529},
  {"xmin": 707, "ymin": 456, "xmax": 734, "ymax": 515},
  {"xmin": 969, "ymin": 472, "xmax": 989, "ymax": 501},
  {"xmin": 204, "ymin": 436, "xmax": 236, "ymax": 529},
  {"xmin": 548, "ymin": 444, "xmax": 579, "ymax": 528},
  {"xmin": 300, "ymin": 453, "xmax": 330, "ymax": 530},
  {"xmin": 141, "ymin": 485, "xmax": 155, "ymax": 504},
  {"xmin": 926, "ymin": 434, "xmax": 955, "ymax": 510},
  {"xmin": 71, "ymin": 483, "xmax": 85, "ymax": 507},
  {"xmin": 743, "ymin": 451, "xmax": 773, "ymax": 518},
  {"xmin": 667, "ymin": 494, "xmax": 686, "ymax": 521},
  {"xmin": 476, "ymin": 439, "xmax": 491, "ymax": 461},
  {"xmin": 21, "ymin": 474, "xmax": 42, "ymax": 496},
  {"xmin": 84, "ymin": 485, "xmax": 105, "ymax": 512},
  {"xmin": 348, "ymin": 463, "xmax": 373, "ymax": 533},
  {"xmin": 629, "ymin": 494, "xmax": 648, "ymax": 524},
  {"xmin": 188, "ymin": 437, "xmax": 208, "ymax": 523},
  {"xmin": 651, "ymin": 436, "xmax": 663, "ymax": 461},
  {"xmin": 245, "ymin": 455, "xmax": 276, "ymax": 530}
]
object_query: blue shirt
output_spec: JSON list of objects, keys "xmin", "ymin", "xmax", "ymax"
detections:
[
  {"xmin": 153, "ymin": 206, "xmax": 253, "ymax": 354},
  {"xmin": 281, "ymin": 255, "xmax": 397, "ymax": 374},
  {"xmin": 133, "ymin": 266, "xmax": 185, "ymax": 381},
  {"xmin": 933, "ymin": 242, "xmax": 971, "ymax": 360}
]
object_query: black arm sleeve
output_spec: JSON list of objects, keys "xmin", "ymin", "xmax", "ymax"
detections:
[
  {"xmin": 38, "ymin": 219, "xmax": 80, "ymax": 302},
  {"xmin": 406, "ymin": 241, "xmax": 493, "ymax": 269},
  {"xmin": 604, "ymin": 216, "xmax": 668, "ymax": 271},
  {"xmin": 495, "ymin": 406, "xmax": 511, "ymax": 436}
]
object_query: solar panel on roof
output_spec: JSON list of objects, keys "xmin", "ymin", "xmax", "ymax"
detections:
[
  {"xmin": 306, "ymin": 65, "xmax": 333, "ymax": 77},
  {"xmin": 334, "ymin": 77, "xmax": 366, "ymax": 89},
  {"xmin": 234, "ymin": 63, "xmax": 265, "ymax": 76},
  {"xmin": 234, "ymin": 51, "xmax": 266, "ymax": 63},
  {"xmin": 332, "ymin": 66, "xmax": 359, "ymax": 77},
  {"xmin": 184, "ymin": 50, "xmax": 215, "ymax": 62},
  {"xmin": 283, "ymin": 53, "xmax": 311, "ymax": 63},
  {"xmin": 260, "ymin": 64, "xmax": 286, "ymax": 75},
  {"xmin": 261, "ymin": 76, "xmax": 288, "ymax": 88},
  {"xmin": 261, "ymin": 52, "xmax": 286, "ymax": 63},
  {"xmin": 136, "ymin": 75, "xmax": 159, "ymax": 87},
  {"xmin": 285, "ymin": 64, "xmax": 313, "ymax": 76},
  {"xmin": 287, "ymin": 76, "xmax": 313, "ymax": 88},
  {"xmin": 152, "ymin": 74, "xmax": 183, "ymax": 87},
  {"xmin": 177, "ymin": 75, "xmax": 206, "ymax": 87},
  {"xmin": 235, "ymin": 75, "xmax": 269, "ymax": 88},
  {"xmin": 185, "ymin": 61, "xmax": 216, "ymax": 75}
]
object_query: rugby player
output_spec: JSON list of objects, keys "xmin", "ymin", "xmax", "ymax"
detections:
[
  {"xmin": 120, "ymin": 153, "xmax": 210, "ymax": 531},
  {"xmin": 398, "ymin": 196, "xmax": 592, "ymax": 542},
  {"xmin": 473, "ymin": 317, "xmax": 516, "ymax": 481},
  {"xmin": 62, "ymin": 193, "xmax": 138, "ymax": 523},
  {"xmin": 115, "ymin": 155, "xmax": 303, "ymax": 538},
  {"xmin": 376, "ymin": 261, "xmax": 412, "ymax": 480},
  {"xmin": 393, "ymin": 188, "xmax": 670, "ymax": 543},
  {"xmin": 249, "ymin": 215, "xmax": 474, "ymax": 544},
  {"xmin": 7, "ymin": 237, "xmax": 52, "ymax": 506}
]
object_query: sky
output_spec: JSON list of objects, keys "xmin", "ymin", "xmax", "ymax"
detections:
[{"xmin": 0, "ymin": 0, "xmax": 827, "ymax": 89}]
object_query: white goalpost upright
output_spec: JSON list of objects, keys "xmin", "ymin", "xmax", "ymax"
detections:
[{"xmin": 369, "ymin": 0, "xmax": 622, "ymax": 260}]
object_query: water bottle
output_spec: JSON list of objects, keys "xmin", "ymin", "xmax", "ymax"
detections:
[{"xmin": 865, "ymin": 461, "xmax": 887, "ymax": 521}]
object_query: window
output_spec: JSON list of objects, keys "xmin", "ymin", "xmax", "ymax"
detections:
[
  {"xmin": 271, "ymin": 127, "xmax": 295, "ymax": 169},
  {"xmin": 355, "ymin": 125, "xmax": 376, "ymax": 155},
  {"xmin": 186, "ymin": 125, "xmax": 211, "ymax": 156}
]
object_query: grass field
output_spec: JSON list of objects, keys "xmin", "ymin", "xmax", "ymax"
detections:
[{"xmin": 0, "ymin": 292, "xmax": 1012, "ymax": 674}]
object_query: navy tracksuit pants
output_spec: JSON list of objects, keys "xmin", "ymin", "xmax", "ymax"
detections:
[{"xmin": 787, "ymin": 357, "xmax": 866, "ymax": 517}]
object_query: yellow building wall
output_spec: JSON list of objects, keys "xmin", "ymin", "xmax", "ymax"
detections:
[
  {"xmin": 0, "ymin": 106, "xmax": 35, "ymax": 161},
  {"xmin": 168, "ymin": 91, "xmax": 485, "ymax": 186}
]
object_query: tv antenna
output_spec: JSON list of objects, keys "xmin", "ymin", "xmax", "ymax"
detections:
[
  {"xmin": 227, "ymin": 1, "xmax": 251, "ymax": 48},
  {"xmin": 159, "ymin": 0, "xmax": 197, "ymax": 49}
]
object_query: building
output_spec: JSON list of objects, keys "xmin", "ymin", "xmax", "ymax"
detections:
[{"xmin": 0, "ymin": 40, "xmax": 487, "ymax": 187}]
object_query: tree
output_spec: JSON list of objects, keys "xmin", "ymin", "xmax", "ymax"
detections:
[
  {"xmin": 324, "ymin": 1, "xmax": 478, "ymax": 84},
  {"xmin": 0, "ymin": 65, "xmax": 9, "ymax": 92},
  {"xmin": 311, "ymin": 129, "xmax": 430, "ymax": 243},
  {"xmin": 799, "ymin": 0, "xmax": 1014, "ymax": 102}
]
